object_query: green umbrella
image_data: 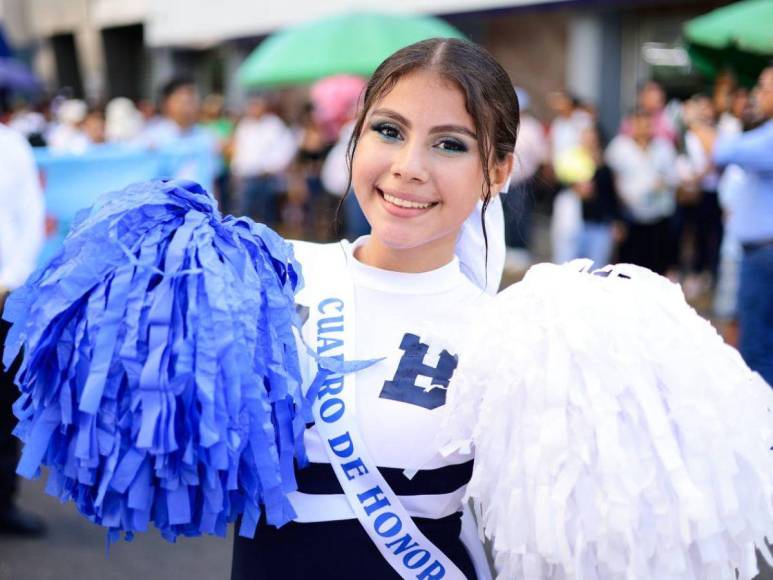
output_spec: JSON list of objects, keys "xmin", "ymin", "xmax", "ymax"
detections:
[
  {"xmin": 238, "ymin": 11, "xmax": 466, "ymax": 87},
  {"xmin": 683, "ymin": 0, "xmax": 773, "ymax": 85}
]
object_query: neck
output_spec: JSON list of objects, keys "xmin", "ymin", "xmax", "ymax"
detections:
[{"xmin": 355, "ymin": 234, "xmax": 457, "ymax": 273}]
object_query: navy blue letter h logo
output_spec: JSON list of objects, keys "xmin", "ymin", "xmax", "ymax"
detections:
[{"xmin": 379, "ymin": 333, "xmax": 458, "ymax": 410}]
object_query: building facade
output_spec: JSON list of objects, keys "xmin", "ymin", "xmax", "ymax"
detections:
[{"xmin": 1, "ymin": 0, "xmax": 732, "ymax": 134}]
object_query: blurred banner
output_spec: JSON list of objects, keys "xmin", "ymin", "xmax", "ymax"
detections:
[{"xmin": 35, "ymin": 141, "xmax": 219, "ymax": 263}]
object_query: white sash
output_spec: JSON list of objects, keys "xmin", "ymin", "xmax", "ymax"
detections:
[{"xmin": 302, "ymin": 242, "xmax": 467, "ymax": 580}]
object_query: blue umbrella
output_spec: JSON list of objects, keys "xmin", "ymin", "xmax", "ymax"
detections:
[
  {"xmin": 0, "ymin": 25, "xmax": 41, "ymax": 93},
  {"xmin": 0, "ymin": 25, "xmax": 13, "ymax": 58},
  {"xmin": 0, "ymin": 57, "xmax": 41, "ymax": 92}
]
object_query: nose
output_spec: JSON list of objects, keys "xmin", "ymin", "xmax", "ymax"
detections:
[{"xmin": 390, "ymin": 139, "xmax": 429, "ymax": 183}]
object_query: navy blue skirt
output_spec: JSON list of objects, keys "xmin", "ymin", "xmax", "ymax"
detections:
[{"xmin": 231, "ymin": 511, "xmax": 477, "ymax": 579}]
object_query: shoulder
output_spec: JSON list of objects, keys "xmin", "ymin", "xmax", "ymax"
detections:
[{"xmin": 290, "ymin": 239, "xmax": 350, "ymax": 283}]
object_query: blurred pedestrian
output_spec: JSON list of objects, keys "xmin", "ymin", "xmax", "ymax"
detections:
[
  {"xmin": 503, "ymin": 87, "xmax": 548, "ymax": 269},
  {"xmin": 200, "ymin": 93, "xmax": 236, "ymax": 213},
  {"xmin": 139, "ymin": 78, "xmax": 212, "ymax": 148},
  {"xmin": 0, "ymin": 120, "xmax": 46, "ymax": 536},
  {"xmin": 606, "ymin": 108, "xmax": 678, "ymax": 274},
  {"xmin": 47, "ymin": 98, "xmax": 90, "ymax": 153},
  {"xmin": 293, "ymin": 102, "xmax": 333, "ymax": 237},
  {"xmin": 551, "ymin": 125, "xmax": 620, "ymax": 267},
  {"xmin": 679, "ymin": 94, "xmax": 723, "ymax": 295},
  {"xmin": 621, "ymin": 80, "xmax": 677, "ymax": 144},
  {"xmin": 547, "ymin": 90, "xmax": 592, "ymax": 165},
  {"xmin": 105, "ymin": 97, "xmax": 144, "ymax": 143},
  {"xmin": 231, "ymin": 94, "xmax": 297, "ymax": 226},
  {"xmin": 708, "ymin": 66, "xmax": 773, "ymax": 386},
  {"xmin": 139, "ymin": 78, "xmax": 219, "ymax": 190},
  {"xmin": 717, "ymin": 87, "xmax": 751, "ymax": 138},
  {"xmin": 82, "ymin": 108, "xmax": 106, "ymax": 145},
  {"xmin": 8, "ymin": 102, "xmax": 48, "ymax": 146},
  {"xmin": 573, "ymin": 126, "xmax": 621, "ymax": 267}
]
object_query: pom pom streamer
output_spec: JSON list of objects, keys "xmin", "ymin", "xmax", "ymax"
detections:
[
  {"xmin": 3, "ymin": 179, "xmax": 308, "ymax": 543},
  {"xmin": 443, "ymin": 260, "xmax": 773, "ymax": 579}
]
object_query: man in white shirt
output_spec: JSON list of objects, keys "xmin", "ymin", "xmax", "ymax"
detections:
[
  {"xmin": 620, "ymin": 81, "xmax": 677, "ymax": 145},
  {"xmin": 606, "ymin": 109, "xmax": 678, "ymax": 274},
  {"xmin": 0, "ymin": 122, "xmax": 46, "ymax": 536},
  {"xmin": 231, "ymin": 95, "xmax": 297, "ymax": 227}
]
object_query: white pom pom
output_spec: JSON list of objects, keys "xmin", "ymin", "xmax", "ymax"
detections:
[{"xmin": 442, "ymin": 261, "xmax": 773, "ymax": 580}]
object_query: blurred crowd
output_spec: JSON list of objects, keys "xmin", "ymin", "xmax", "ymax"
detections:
[
  {"xmin": 1, "ymin": 70, "xmax": 771, "ymax": 317},
  {"xmin": 505, "ymin": 74, "xmax": 771, "ymax": 328},
  {"xmin": 1, "ymin": 76, "xmax": 367, "ymax": 243}
]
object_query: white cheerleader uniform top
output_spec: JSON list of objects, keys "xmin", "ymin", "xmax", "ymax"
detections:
[{"xmin": 288, "ymin": 236, "xmax": 490, "ymax": 523}]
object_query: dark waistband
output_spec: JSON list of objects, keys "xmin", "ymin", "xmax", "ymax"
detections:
[{"xmin": 295, "ymin": 459, "xmax": 473, "ymax": 496}]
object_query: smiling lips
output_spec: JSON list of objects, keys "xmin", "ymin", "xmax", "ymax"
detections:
[{"xmin": 377, "ymin": 187, "xmax": 438, "ymax": 211}]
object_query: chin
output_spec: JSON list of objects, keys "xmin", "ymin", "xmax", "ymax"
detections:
[{"xmin": 377, "ymin": 234, "xmax": 423, "ymax": 251}]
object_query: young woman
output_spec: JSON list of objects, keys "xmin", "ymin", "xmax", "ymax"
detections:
[
  {"xmin": 231, "ymin": 38, "xmax": 516, "ymax": 580},
  {"xmin": 6, "ymin": 37, "xmax": 769, "ymax": 580}
]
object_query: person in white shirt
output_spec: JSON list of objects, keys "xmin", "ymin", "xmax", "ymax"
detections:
[
  {"xmin": 47, "ymin": 99, "xmax": 91, "ymax": 154},
  {"xmin": 0, "ymin": 122, "xmax": 46, "ymax": 536},
  {"xmin": 605, "ymin": 108, "xmax": 678, "ymax": 274},
  {"xmin": 231, "ymin": 95, "xmax": 297, "ymax": 227},
  {"xmin": 547, "ymin": 91, "xmax": 593, "ymax": 166},
  {"xmin": 105, "ymin": 97, "xmax": 144, "ymax": 143},
  {"xmin": 620, "ymin": 80, "xmax": 678, "ymax": 145}
]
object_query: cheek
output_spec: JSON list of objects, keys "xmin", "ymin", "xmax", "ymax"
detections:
[
  {"xmin": 436, "ymin": 159, "xmax": 486, "ymax": 205},
  {"xmin": 352, "ymin": 140, "xmax": 389, "ymax": 192}
]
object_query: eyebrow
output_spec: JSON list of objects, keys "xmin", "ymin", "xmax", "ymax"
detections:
[{"xmin": 370, "ymin": 108, "xmax": 477, "ymax": 140}]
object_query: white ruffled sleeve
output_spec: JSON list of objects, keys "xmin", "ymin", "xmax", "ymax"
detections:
[{"xmin": 442, "ymin": 260, "xmax": 773, "ymax": 580}]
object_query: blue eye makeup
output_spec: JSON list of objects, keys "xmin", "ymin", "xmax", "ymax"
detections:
[
  {"xmin": 368, "ymin": 118, "xmax": 470, "ymax": 154},
  {"xmin": 370, "ymin": 121, "xmax": 402, "ymax": 141},
  {"xmin": 435, "ymin": 138, "xmax": 468, "ymax": 153}
]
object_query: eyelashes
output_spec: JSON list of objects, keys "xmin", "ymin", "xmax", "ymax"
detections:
[
  {"xmin": 371, "ymin": 121, "xmax": 401, "ymax": 141},
  {"xmin": 369, "ymin": 121, "xmax": 469, "ymax": 154},
  {"xmin": 436, "ymin": 139, "xmax": 468, "ymax": 153}
]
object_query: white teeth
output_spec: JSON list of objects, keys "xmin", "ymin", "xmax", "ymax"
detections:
[{"xmin": 382, "ymin": 191, "xmax": 432, "ymax": 209}]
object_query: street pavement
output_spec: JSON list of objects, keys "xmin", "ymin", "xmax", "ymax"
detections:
[{"xmin": 0, "ymin": 474, "xmax": 232, "ymax": 580}]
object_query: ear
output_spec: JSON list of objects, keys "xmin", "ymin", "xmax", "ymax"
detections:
[{"xmin": 486, "ymin": 152, "xmax": 514, "ymax": 200}]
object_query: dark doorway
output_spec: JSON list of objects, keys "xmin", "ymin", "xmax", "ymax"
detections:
[
  {"xmin": 102, "ymin": 24, "xmax": 147, "ymax": 101},
  {"xmin": 51, "ymin": 33, "xmax": 84, "ymax": 98}
]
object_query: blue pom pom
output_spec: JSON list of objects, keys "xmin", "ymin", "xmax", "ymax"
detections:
[{"xmin": 4, "ymin": 179, "xmax": 306, "ymax": 543}]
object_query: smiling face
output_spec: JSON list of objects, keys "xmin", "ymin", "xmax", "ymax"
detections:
[{"xmin": 351, "ymin": 69, "xmax": 511, "ymax": 272}]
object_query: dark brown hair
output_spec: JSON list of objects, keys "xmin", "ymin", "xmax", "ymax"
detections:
[{"xmin": 340, "ymin": 38, "xmax": 520, "ymax": 254}]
